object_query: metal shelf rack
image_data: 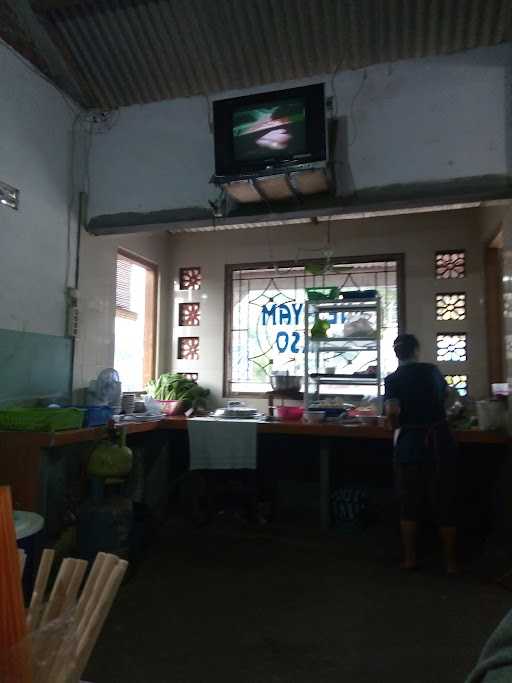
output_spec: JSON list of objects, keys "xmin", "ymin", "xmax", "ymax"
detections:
[{"xmin": 303, "ymin": 294, "xmax": 382, "ymax": 408}]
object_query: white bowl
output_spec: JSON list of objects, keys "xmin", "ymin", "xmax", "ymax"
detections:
[{"xmin": 303, "ymin": 411, "xmax": 326, "ymax": 424}]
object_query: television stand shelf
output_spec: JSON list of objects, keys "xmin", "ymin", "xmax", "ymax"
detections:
[{"xmin": 211, "ymin": 162, "xmax": 331, "ymax": 206}]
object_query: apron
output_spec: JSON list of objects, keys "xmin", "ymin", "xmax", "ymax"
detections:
[{"xmin": 394, "ymin": 419, "xmax": 453, "ymax": 466}]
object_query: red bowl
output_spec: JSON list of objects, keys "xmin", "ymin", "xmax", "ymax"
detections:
[
  {"xmin": 158, "ymin": 400, "xmax": 186, "ymax": 416},
  {"xmin": 275, "ymin": 406, "xmax": 304, "ymax": 421}
]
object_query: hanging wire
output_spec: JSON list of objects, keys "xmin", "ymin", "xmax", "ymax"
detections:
[
  {"xmin": 64, "ymin": 113, "xmax": 81, "ymax": 289},
  {"xmin": 80, "ymin": 110, "xmax": 121, "ymax": 134},
  {"xmin": 205, "ymin": 94, "xmax": 214, "ymax": 133},
  {"xmin": 348, "ymin": 70, "xmax": 368, "ymax": 147},
  {"xmin": 329, "ymin": 39, "xmax": 348, "ymax": 123},
  {"xmin": 64, "ymin": 111, "xmax": 119, "ymax": 288}
]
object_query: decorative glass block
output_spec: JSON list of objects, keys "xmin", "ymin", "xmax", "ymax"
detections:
[
  {"xmin": 435, "ymin": 251, "xmax": 465, "ymax": 279},
  {"xmin": 504, "ymin": 292, "xmax": 512, "ymax": 319},
  {"xmin": 445, "ymin": 374, "xmax": 468, "ymax": 397},
  {"xmin": 179, "ymin": 267, "xmax": 201, "ymax": 290},
  {"xmin": 505, "ymin": 334, "xmax": 512, "ymax": 361},
  {"xmin": 179, "ymin": 302, "xmax": 200, "ymax": 326},
  {"xmin": 436, "ymin": 334, "xmax": 467, "ymax": 362},
  {"xmin": 436, "ymin": 293, "xmax": 466, "ymax": 321},
  {"xmin": 182, "ymin": 372, "xmax": 198, "ymax": 382},
  {"xmin": 178, "ymin": 337, "xmax": 199, "ymax": 360}
]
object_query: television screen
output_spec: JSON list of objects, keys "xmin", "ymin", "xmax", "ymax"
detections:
[
  {"xmin": 213, "ymin": 84, "xmax": 325, "ymax": 176},
  {"xmin": 232, "ymin": 98, "xmax": 306, "ymax": 162}
]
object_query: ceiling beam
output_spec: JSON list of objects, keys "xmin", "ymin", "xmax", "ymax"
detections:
[
  {"xmin": 30, "ymin": 0, "xmax": 96, "ymax": 14},
  {"xmin": 30, "ymin": 0, "xmax": 150, "ymax": 13},
  {"xmin": 6, "ymin": 0, "xmax": 87, "ymax": 105}
]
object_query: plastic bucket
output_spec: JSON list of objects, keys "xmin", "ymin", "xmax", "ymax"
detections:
[
  {"xmin": 14, "ymin": 511, "xmax": 44, "ymax": 595},
  {"xmin": 476, "ymin": 400, "xmax": 506, "ymax": 431}
]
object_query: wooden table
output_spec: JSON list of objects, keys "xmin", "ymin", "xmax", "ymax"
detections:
[{"xmin": 0, "ymin": 419, "xmax": 508, "ymax": 525}]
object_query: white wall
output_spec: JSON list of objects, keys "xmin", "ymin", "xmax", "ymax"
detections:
[
  {"xmin": 479, "ymin": 202, "xmax": 511, "ymax": 245},
  {"xmin": 494, "ymin": 204, "xmax": 512, "ymax": 529},
  {"xmin": 73, "ymin": 228, "xmax": 172, "ymax": 392},
  {"xmin": 0, "ymin": 40, "xmax": 81, "ymax": 336},
  {"xmin": 500, "ymin": 205, "xmax": 512, "ymax": 390},
  {"xmin": 168, "ymin": 208, "xmax": 487, "ymax": 409},
  {"xmin": 89, "ymin": 43, "xmax": 512, "ymax": 221}
]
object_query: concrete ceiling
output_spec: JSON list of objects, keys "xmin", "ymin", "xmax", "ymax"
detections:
[{"xmin": 2, "ymin": 0, "xmax": 512, "ymax": 109}]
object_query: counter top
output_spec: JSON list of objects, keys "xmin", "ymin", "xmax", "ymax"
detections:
[
  {"xmin": 0, "ymin": 418, "xmax": 507, "ymax": 513},
  {"xmin": 0, "ymin": 417, "xmax": 508, "ymax": 447}
]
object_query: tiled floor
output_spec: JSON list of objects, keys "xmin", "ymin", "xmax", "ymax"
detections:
[{"xmin": 87, "ymin": 521, "xmax": 512, "ymax": 683}]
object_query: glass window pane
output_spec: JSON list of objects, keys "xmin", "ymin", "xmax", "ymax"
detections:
[
  {"xmin": 436, "ymin": 334, "xmax": 467, "ymax": 362},
  {"xmin": 436, "ymin": 251, "xmax": 465, "ymax": 279},
  {"xmin": 445, "ymin": 374, "xmax": 468, "ymax": 396},
  {"xmin": 436, "ymin": 293, "xmax": 466, "ymax": 321},
  {"xmin": 228, "ymin": 259, "xmax": 400, "ymax": 394},
  {"xmin": 114, "ymin": 252, "xmax": 157, "ymax": 391}
]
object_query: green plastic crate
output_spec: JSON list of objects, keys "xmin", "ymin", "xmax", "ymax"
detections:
[{"xmin": 0, "ymin": 407, "xmax": 85, "ymax": 432}]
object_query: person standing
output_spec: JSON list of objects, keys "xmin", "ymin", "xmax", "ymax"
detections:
[{"xmin": 384, "ymin": 334, "xmax": 458, "ymax": 574}]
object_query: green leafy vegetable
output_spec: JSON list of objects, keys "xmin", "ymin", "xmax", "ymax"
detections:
[
  {"xmin": 305, "ymin": 262, "xmax": 327, "ymax": 276},
  {"xmin": 146, "ymin": 373, "xmax": 210, "ymax": 409}
]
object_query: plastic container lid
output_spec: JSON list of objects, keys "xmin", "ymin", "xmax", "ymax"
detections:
[{"xmin": 14, "ymin": 511, "xmax": 44, "ymax": 540}]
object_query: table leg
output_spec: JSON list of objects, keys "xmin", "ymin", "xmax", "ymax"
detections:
[{"xmin": 319, "ymin": 442, "xmax": 330, "ymax": 530}]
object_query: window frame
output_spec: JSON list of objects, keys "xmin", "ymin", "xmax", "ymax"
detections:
[
  {"xmin": 223, "ymin": 253, "xmax": 406, "ymax": 398},
  {"xmin": 115, "ymin": 248, "xmax": 159, "ymax": 391}
]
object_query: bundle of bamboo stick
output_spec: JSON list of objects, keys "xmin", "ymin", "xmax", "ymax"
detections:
[{"xmin": 0, "ymin": 487, "xmax": 128, "ymax": 683}]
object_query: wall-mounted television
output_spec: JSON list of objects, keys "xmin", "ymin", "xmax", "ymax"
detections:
[{"xmin": 213, "ymin": 83, "xmax": 326, "ymax": 177}]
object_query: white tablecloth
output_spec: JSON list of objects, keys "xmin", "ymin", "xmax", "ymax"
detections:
[{"xmin": 187, "ymin": 418, "xmax": 259, "ymax": 470}]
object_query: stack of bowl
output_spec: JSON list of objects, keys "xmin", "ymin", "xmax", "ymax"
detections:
[{"xmin": 121, "ymin": 392, "xmax": 136, "ymax": 415}]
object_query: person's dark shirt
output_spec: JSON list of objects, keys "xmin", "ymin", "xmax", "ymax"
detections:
[{"xmin": 384, "ymin": 362, "xmax": 447, "ymax": 427}]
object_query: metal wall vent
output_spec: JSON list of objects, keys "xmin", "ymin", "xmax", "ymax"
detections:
[{"xmin": 0, "ymin": 181, "xmax": 19, "ymax": 210}]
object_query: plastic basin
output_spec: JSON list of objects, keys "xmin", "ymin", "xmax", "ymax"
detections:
[
  {"xmin": 275, "ymin": 406, "xmax": 304, "ymax": 421},
  {"xmin": 158, "ymin": 400, "xmax": 186, "ymax": 416}
]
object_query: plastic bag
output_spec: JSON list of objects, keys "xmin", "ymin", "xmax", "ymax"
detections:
[
  {"xmin": 0, "ymin": 607, "xmax": 79, "ymax": 683},
  {"xmin": 143, "ymin": 395, "xmax": 164, "ymax": 416}
]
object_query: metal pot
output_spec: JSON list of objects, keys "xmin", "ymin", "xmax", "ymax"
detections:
[{"xmin": 270, "ymin": 374, "xmax": 302, "ymax": 392}]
